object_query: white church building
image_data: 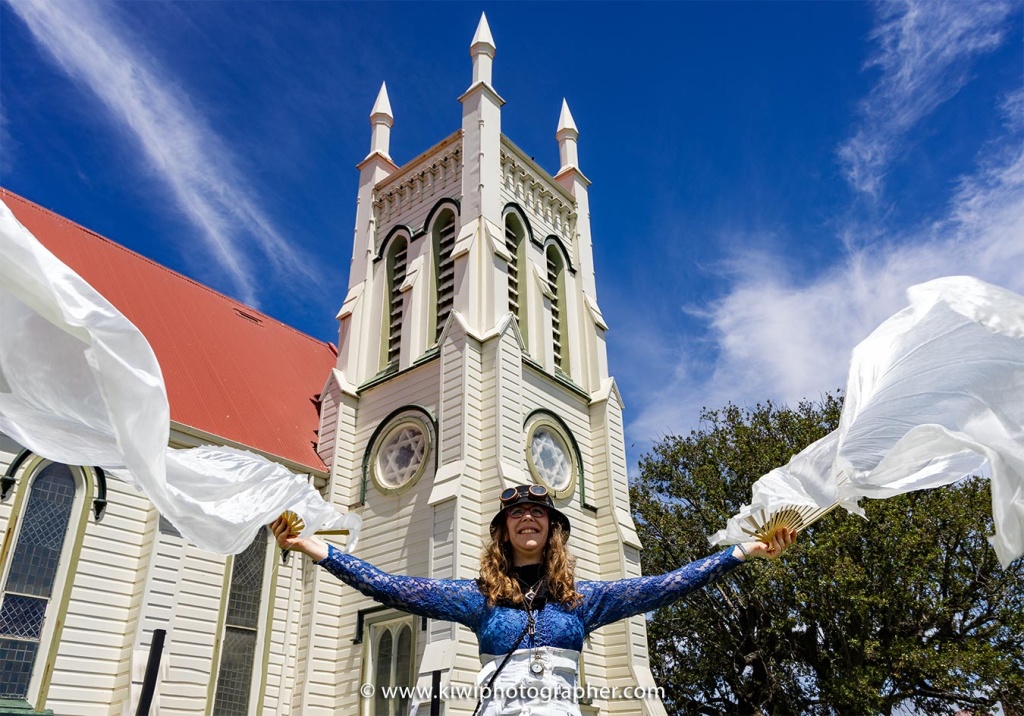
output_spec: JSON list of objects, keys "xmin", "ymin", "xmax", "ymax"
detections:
[{"xmin": 0, "ymin": 15, "xmax": 664, "ymax": 716}]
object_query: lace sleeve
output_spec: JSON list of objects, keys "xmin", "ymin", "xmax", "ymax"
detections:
[
  {"xmin": 579, "ymin": 548, "xmax": 742, "ymax": 633},
  {"xmin": 316, "ymin": 544, "xmax": 485, "ymax": 629}
]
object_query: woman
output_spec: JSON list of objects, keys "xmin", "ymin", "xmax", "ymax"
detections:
[{"xmin": 270, "ymin": 484, "xmax": 795, "ymax": 715}]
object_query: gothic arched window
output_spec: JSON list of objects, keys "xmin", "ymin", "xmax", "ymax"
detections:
[
  {"xmin": 545, "ymin": 245, "xmax": 568, "ymax": 373},
  {"xmin": 0, "ymin": 461, "xmax": 86, "ymax": 702},
  {"xmin": 384, "ymin": 236, "xmax": 408, "ymax": 369},
  {"xmin": 432, "ymin": 211, "xmax": 457, "ymax": 342},
  {"xmin": 211, "ymin": 528, "xmax": 272, "ymax": 715},
  {"xmin": 365, "ymin": 615, "xmax": 415, "ymax": 716}
]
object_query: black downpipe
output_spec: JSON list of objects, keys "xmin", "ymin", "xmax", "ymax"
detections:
[
  {"xmin": 430, "ymin": 670, "xmax": 442, "ymax": 716},
  {"xmin": 135, "ymin": 628, "xmax": 167, "ymax": 716}
]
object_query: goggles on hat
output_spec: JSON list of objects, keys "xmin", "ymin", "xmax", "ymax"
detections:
[
  {"xmin": 500, "ymin": 484, "xmax": 549, "ymax": 504},
  {"xmin": 491, "ymin": 484, "xmax": 570, "ymax": 538}
]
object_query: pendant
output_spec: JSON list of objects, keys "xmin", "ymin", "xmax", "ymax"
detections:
[
  {"xmin": 530, "ymin": 658, "xmax": 545, "ymax": 675},
  {"xmin": 524, "ymin": 589, "xmax": 536, "ymax": 601}
]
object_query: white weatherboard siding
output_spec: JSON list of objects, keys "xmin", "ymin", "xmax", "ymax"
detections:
[
  {"xmin": 0, "ymin": 464, "xmax": 143, "ymax": 715},
  {"xmin": 163, "ymin": 546, "xmax": 223, "ymax": 714},
  {"xmin": 125, "ymin": 525, "xmax": 186, "ymax": 713}
]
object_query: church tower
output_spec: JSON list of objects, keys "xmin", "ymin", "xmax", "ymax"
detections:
[{"xmin": 313, "ymin": 15, "xmax": 664, "ymax": 714}]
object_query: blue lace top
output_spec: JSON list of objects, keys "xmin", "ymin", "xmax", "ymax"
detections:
[{"xmin": 317, "ymin": 545, "xmax": 743, "ymax": 654}]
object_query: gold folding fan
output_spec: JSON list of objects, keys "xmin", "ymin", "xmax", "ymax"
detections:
[
  {"xmin": 280, "ymin": 510, "xmax": 350, "ymax": 536},
  {"xmin": 740, "ymin": 502, "xmax": 842, "ymax": 543}
]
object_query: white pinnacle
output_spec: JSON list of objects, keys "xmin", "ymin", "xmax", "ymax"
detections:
[
  {"xmin": 557, "ymin": 99, "xmax": 577, "ymax": 135},
  {"xmin": 370, "ymin": 82, "xmax": 393, "ymax": 122},
  {"xmin": 557, "ymin": 99, "xmax": 580, "ymax": 171},
  {"xmin": 471, "ymin": 12, "xmax": 495, "ymax": 53}
]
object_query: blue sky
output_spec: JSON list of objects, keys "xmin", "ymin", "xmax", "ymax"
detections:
[{"xmin": 2, "ymin": 1, "xmax": 1022, "ymax": 470}]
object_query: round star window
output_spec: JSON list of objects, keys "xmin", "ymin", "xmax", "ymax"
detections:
[
  {"xmin": 525, "ymin": 416, "xmax": 577, "ymax": 498},
  {"xmin": 371, "ymin": 418, "xmax": 431, "ymax": 493}
]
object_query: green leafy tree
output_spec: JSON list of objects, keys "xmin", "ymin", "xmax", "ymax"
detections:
[{"xmin": 631, "ymin": 395, "xmax": 1024, "ymax": 716}]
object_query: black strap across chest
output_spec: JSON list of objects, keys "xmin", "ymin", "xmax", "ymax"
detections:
[{"xmin": 471, "ymin": 578, "xmax": 548, "ymax": 716}]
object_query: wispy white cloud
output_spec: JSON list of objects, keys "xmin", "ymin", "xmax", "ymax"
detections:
[
  {"xmin": 838, "ymin": 0, "xmax": 1015, "ymax": 197},
  {"xmin": 626, "ymin": 95, "xmax": 1023, "ymax": 453},
  {"xmin": 6, "ymin": 0, "xmax": 320, "ymax": 305},
  {"xmin": 620, "ymin": 0, "xmax": 1022, "ymax": 459}
]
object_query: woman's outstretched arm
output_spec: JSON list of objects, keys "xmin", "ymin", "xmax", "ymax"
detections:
[
  {"xmin": 270, "ymin": 517, "xmax": 485, "ymax": 628},
  {"xmin": 579, "ymin": 530, "xmax": 795, "ymax": 633}
]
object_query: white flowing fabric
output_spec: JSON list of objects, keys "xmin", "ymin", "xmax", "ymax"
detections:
[
  {"xmin": 712, "ymin": 276, "xmax": 1024, "ymax": 568},
  {"xmin": 0, "ymin": 198, "xmax": 359, "ymax": 555}
]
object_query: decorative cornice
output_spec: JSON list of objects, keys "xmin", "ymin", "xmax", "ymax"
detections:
[
  {"xmin": 500, "ymin": 136, "xmax": 577, "ymax": 241},
  {"xmin": 373, "ymin": 132, "xmax": 462, "ymax": 225}
]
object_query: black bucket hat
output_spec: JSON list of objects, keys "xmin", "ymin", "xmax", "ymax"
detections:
[{"xmin": 489, "ymin": 484, "xmax": 571, "ymax": 538}]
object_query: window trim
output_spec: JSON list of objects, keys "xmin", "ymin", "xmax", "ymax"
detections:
[
  {"xmin": 368, "ymin": 418, "xmax": 432, "ymax": 496},
  {"xmin": 360, "ymin": 405, "xmax": 437, "ymax": 504},
  {"xmin": 0, "ymin": 456, "xmax": 92, "ymax": 709},
  {"xmin": 380, "ymin": 235, "xmax": 410, "ymax": 371},
  {"xmin": 360, "ymin": 612, "xmax": 418, "ymax": 716},
  {"xmin": 503, "ymin": 210, "xmax": 530, "ymax": 352},
  {"xmin": 545, "ymin": 245, "xmax": 569, "ymax": 375},
  {"xmin": 206, "ymin": 527, "xmax": 277, "ymax": 716},
  {"xmin": 430, "ymin": 208, "xmax": 459, "ymax": 344},
  {"xmin": 523, "ymin": 411, "xmax": 582, "ymax": 500}
]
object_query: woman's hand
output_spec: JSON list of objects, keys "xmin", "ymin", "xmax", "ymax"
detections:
[
  {"xmin": 733, "ymin": 527, "xmax": 796, "ymax": 561},
  {"xmin": 270, "ymin": 516, "xmax": 329, "ymax": 562}
]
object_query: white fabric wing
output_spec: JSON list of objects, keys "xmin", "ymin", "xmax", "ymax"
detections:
[
  {"xmin": 713, "ymin": 276, "xmax": 1024, "ymax": 568},
  {"xmin": 0, "ymin": 197, "xmax": 170, "ymax": 486},
  {"xmin": 0, "ymin": 197, "xmax": 359, "ymax": 555},
  {"xmin": 708, "ymin": 429, "xmax": 847, "ymax": 546}
]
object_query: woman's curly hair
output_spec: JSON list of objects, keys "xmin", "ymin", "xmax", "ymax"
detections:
[{"xmin": 479, "ymin": 520, "xmax": 582, "ymax": 608}]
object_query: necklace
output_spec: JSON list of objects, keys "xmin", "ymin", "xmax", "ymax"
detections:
[
  {"xmin": 518, "ymin": 576, "xmax": 545, "ymax": 637},
  {"xmin": 516, "ymin": 574, "xmax": 544, "ymax": 604}
]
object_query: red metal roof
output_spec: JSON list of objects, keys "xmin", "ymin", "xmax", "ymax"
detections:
[{"xmin": 3, "ymin": 188, "xmax": 336, "ymax": 473}]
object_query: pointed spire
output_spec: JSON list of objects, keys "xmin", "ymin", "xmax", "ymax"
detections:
[
  {"xmin": 368, "ymin": 81, "xmax": 393, "ymax": 160},
  {"xmin": 471, "ymin": 13, "xmax": 495, "ymax": 53},
  {"xmin": 557, "ymin": 99, "xmax": 578, "ymax": 136},
  {"xmin": 470, "ymin": 13, "xmax": 496, "ymax": 86},
  {"xmin": 370, "ymin": 82, "xmax": 393, "ymax": 122},
  {"xmin": 556, "ymin": 99, "xmax": 579, "ymax": 172}
]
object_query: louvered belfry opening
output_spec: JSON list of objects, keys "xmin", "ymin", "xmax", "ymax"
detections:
[
  {"xmin": 387, "ymin": 238, "xmax": 408, "ymax": 367},
  {"xmin": 546, "ymin": 247, "xmax": 563, "ymax": 369},
  {"xmin": 435, "ymin": 215, "xmax": 456, "ymax": 341},
  {"xmin": 506, "ymin": 220, "xmax": 520, "ymax": 316}
]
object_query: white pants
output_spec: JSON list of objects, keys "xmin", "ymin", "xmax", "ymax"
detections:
[{"xmin": 475, "ymin": 647, "xmax": 582, "ymax": 716}]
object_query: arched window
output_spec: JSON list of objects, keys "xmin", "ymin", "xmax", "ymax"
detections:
[
  {"xmin": 504, "ymin": 213, "xmax": 528, "ymax": 349},
  {"xmin": 384, "ymin": 237, "xmax": 408, "ymax": 369},
  {"xmin": 211, "ymin": 528, "xmax": 272, "ymax": 715},
  {"xmin": 0, "ymin": 461, "xmax": 86, "ymax": 701},
  {"xmin": 365, "ymin": 616, "xmax": 415, "ymax": 716},
  {"xmin": 545, "ymin": 245, "xmax": 568, "ymax": 373},
  {"xmin": 432, "ymin": 211, "xmax": 457, "ymax": 342}
]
